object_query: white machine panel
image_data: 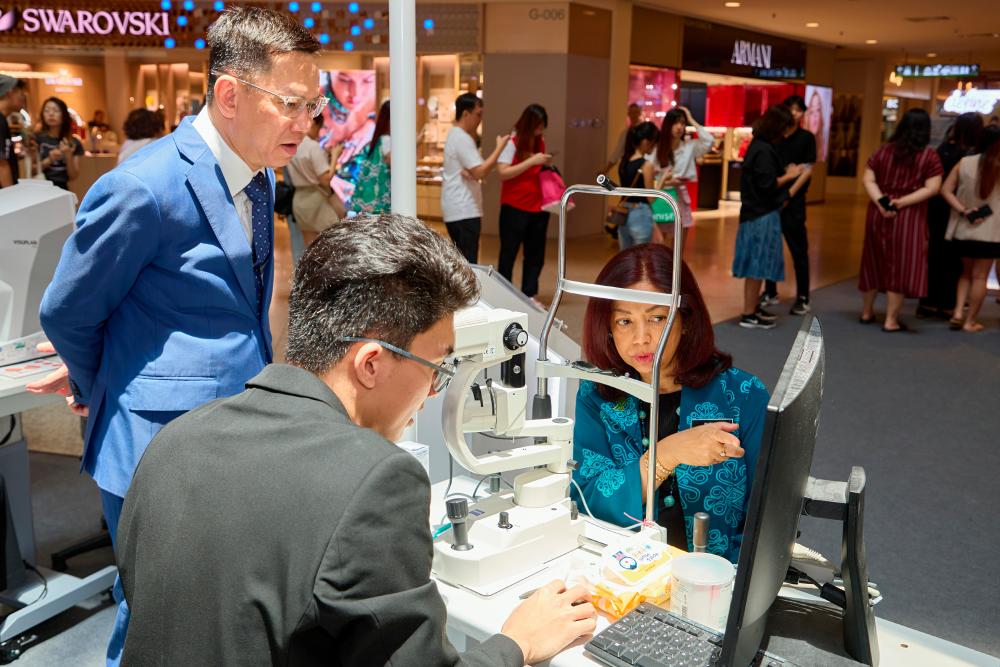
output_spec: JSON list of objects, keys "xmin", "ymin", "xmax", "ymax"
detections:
[{"xmin": 0, "ymin": 180, "xmax": 76, "ymax": 342}]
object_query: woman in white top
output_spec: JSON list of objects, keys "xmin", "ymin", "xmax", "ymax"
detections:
[
  {"xmin": 117, "ymin": 108, "xmax": 163, "ymax": 165},
  {"xmin": 647, "ymin": 106, "xmax": 715, "ymax": 252},
  {"xmin": 941, "ymin": 127, "xmax": 1000, "ymax": 333}
]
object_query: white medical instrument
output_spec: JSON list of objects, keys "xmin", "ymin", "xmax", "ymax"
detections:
[{"xmin": 432, "ymin": 177, "xmax": 683, "ymax": 591}]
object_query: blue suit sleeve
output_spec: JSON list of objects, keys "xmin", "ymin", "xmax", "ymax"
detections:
[
  {"xmin": 571, "ymin": 384, "xmax": 643, "ymax": 527},
  {"xmin": 39, "ymin": 169, "xmax": 161, "ymax": 405}
]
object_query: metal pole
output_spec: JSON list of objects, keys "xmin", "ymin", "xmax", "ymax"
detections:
[{"xmin": 389, "ymin": 0, "xmax": 416, "ymax": 216}]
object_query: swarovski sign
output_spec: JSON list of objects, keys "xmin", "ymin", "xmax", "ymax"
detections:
[
  {"xmin": 2, "ymin": 8, "xmax": 170, "ymax": 36},
  {"xmin": 731, "ymin": 40, "xmax": 772, "ymax": 69}
]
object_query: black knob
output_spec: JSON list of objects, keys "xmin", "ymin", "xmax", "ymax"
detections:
[
  {"xmin": 446, "ymin": 498, "xmax": 469, "ymax": 522},
  {"xmin": 503, "ymin": 323, "xmax": 529, "ymax": 351},
  {"xmin": 498, "ymin": 511, "xmax": 512, "ymax": 529}
]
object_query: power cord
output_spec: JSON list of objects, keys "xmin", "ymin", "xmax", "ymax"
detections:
[
  {"xmin": 0, "ymin": 415, "xmax": 16, "ymax": 447},
  {"xmin": 22, "ymin": 562, "xmax": 48, "ymax": 606}
]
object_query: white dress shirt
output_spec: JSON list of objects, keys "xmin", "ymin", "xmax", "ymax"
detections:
[{"xmin": 192, "ymin": 108, "xmax": 261, "ymax": 245}]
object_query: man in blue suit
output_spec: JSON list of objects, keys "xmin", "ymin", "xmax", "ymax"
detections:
[{"xmin": 38, "ymin": 7, "xmax": 323, "ymax": 664}]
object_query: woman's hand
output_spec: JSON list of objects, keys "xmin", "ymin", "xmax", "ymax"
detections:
[
  {"xmin": 785, "ymin": 163, "xmax": 804, "ymax": 178},
  {"xmin": 528, "ymin": 152, "xmax": 553, "ymax": 167},
  {"xmin": 875, "ymin": 203, "xmax": 896, "ymax": 219},
  {"xmin": 889, "ymin": 198, "xmax": 905, "ymax": 211},
  {"xmin": 651, "ymin": 224, "xmax": 665, "ymax": 244},
  {"xmin": 49, "ymin": 147, "xmax": 65, "ymax": 162},
  {"xmin": 656, "ymin": 422, "xmax": 743, "ymax": 468}
]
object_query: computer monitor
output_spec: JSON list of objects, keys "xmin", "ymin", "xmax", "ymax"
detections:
[{"xmin": 719, "ymin": 315, "xmax": 824, "ymax": 666}]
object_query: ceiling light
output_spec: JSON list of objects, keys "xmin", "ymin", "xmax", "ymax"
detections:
[
  {"xmin": 806, "ymin": 22, "xmax": 819, "ymax": 28},
  {"xmin": 927, "ymin": 52, "xmax": 937, "ymax": 57},
  {"xmin": 724, "ymin": 2, "xmax": 741, "ymax": 7},
  {"xmin": 865, "ymin": 39, "xmax": 878, "ymax": 44}
]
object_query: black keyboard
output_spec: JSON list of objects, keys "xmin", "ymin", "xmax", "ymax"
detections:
[{"xmin": 585, "ymin": 603, "xmax": 794, "ymax": 667}]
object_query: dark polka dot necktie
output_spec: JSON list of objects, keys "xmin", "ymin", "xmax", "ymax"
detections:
[{"xmin": 243, "ymin": 172, "xmax": 272, "ymax": 319}]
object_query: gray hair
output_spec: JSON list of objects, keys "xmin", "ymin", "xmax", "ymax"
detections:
[
  {"xmin": 206, "ymin": 6, "xmax": 320, "ymax": 105},
  {"xmin": 286, "ymin": 214, "xmax": 480, "ymax": 374}
]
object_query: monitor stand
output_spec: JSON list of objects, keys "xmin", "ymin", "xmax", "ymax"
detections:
[{"xmin": 772, "ymin": 466, "xmax": 880, "ymax": 666}]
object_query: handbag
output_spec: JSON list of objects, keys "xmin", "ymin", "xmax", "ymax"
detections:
[
  {"xmin": 274, "ymin": 180, "xmax": 295, "ymax": 216},
  {"xmin": 650, "ymin": 186, "xmax": 679, "ymax": 224},
  {"xmin": 539, "ymin": 165, "xmax": 575, "ymax": 214},
  {"xmin": 604, "ymin": 168, "xmax": 643, "ymax": 238}
]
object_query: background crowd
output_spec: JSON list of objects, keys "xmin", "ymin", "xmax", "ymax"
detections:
[{"xmin": 3, "ymin": 71, "xmax": 998, "ymax": 337}]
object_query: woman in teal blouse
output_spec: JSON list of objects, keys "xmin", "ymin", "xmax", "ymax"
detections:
[{"xmin": 571, "ymin": 244, "xmax": 769, "ymax": 563}]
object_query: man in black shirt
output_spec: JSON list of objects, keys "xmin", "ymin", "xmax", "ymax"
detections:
[
  {"xmin": 763, "ymin": 95, "xmax": 816, "ymax": 315},
  {"xmin": 0, "ymin": 76, "xmax": 28, "ymax": 188}
]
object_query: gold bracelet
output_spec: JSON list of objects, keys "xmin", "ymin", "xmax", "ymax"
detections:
[{"xmin": 642, "ymin": 452, "xmax": 673, "ymax": 485}]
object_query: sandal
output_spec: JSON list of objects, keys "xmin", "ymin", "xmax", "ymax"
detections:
[
  {"xmin": 962, "ymin": 322, "xmax": 985, "ymax": 333},
  {"xmin": 882, "ymin": 321, "xmax": 911, "ymax": 333},
  {"xmin": 948, "ymin": 318, "xmax": 964, "ymax": 330},
  {"xmin": 859, "ymin": 314, "xmax": 876, "ymax": 324}
]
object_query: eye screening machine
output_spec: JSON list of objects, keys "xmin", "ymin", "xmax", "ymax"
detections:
[
  {"xmin": 0, "ymin": 181, "xmax": 118, "ymax": 662},
  {"xmin": 427, "ymin": 178, "xmax": 687, "ymax": 594},
  {"xmin": 418, "ymin": 179, "xmax": 995, "ymax": 667}
]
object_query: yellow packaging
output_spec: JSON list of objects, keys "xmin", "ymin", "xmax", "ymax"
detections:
[{"xmin": 592, "ymin": 538, "xmax": 674, "ymax": 619}]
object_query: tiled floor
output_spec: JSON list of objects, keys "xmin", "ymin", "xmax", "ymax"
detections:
[{"xmin": 267, "ymin": 195, "xmax": 870, "ymax": 358}]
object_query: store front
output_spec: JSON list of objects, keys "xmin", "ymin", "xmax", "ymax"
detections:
[
  {"xmin": 678, "ymin": 19, "xmax": 827, "ymax": 205},
  {"xmin": 0, "ymin": 2, "xmax": 483, "ymax": 219}
]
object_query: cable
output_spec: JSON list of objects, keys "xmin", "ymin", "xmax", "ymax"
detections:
[
  {"xmin": 570, "ymin": 477, "xmax": 594, "ymax": 519},
  {"xmin": 471, "ymin": 475, "xmax": 493, "ymax": 499},
  {"xmin": 22, "ymin": 561, "xmax": 48, "ymax": 606},
  {"xmin": 571, "ymin": 479, "xmax": 645, "ymax": 534},
  {"xmin": 0, "ymin": 414, "xmax": 16, "ymax": 446},
  {"xmin": 443, "ymin": 454, "xmax": 455, "ymax": 498},
  {"xmin": 477, "ymin": 433, "xmax": 534, "ymax": 444}
]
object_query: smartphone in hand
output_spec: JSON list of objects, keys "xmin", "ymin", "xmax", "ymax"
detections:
[
  {"xmin": 967, "ymin": 204, "xmax": 993, "ymax": 223},
  {"xmin": 878, "ymin": 195, "xmax": 897, "ymax": 212}
]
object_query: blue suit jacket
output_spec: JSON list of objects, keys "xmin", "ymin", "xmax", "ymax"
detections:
[{"xmin": 40, "ymin": 118, "xmax": 274, "ymax": 498}]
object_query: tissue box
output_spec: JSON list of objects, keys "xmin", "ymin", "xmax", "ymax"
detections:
[{"xmin": 396, "ymin": 441, "xmax": 430, "ymax": 477}]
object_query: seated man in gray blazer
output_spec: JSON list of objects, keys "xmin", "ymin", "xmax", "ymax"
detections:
[{"xmin": 116, "ymin": 214, "xmax": 597, "ymax": 666}]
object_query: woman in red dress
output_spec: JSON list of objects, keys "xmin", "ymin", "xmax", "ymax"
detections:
[{"xmin": 859, "ymin": 109, "xmax": 943, "ymax": 332}]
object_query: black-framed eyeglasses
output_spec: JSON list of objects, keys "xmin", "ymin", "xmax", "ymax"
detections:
[
  {"xmin": 212, "ymin": 70, "xmax": 328, "ymax": 119},
  {"xmin": 336, "ymin": 336, "xmax": 456, "ymax": 393}
]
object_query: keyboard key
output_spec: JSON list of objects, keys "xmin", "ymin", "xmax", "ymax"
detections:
[
  {"xmin": 588, "ymin": 635, "xmax": 611, "ymax": 650},
  {"xmin": 620, "ymin": 648, "xmax": 642, "ymax": 664}
]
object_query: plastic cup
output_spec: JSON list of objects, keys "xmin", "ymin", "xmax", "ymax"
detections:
[{"xmin": 669, "ymin": 553, "xmax": 736, "ymax": 630}]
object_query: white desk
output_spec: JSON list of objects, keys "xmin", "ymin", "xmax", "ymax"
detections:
[
  {"xmin": 0, "ymin": 368, "xmax": 64, "ymax": 418},
  {"xmin": 430, "ymin": 477, "xmax": 998, "ymax": 667}
]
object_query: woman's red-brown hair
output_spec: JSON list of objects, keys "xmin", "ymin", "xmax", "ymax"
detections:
[
  {"xmin": 978, "ymin": 131, "xmax": 1000, "ymax": 200},
  {"xmin": 513, "ymin": 103, "xmax": 548, "ymax": 160},
  {"xmin": 582, "ymin": 244, "xmax": 732, "ymax": 401}
]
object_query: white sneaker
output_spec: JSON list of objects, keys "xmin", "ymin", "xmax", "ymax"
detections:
[
  {"xmin": 739, "ymin": 314, "xmax": 776, "ymax": 329},
  {"xmin": 759, "ymin": 294, "xmax": 780, "ymax": 307}
]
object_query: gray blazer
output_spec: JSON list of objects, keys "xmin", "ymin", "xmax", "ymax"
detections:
[{"xmin": 117, "ymin": 363, "xmax": 523, "ymax": 666}]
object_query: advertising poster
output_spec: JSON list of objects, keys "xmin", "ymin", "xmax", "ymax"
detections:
[
  {"xmin": 628, "ymin": 66, "xmax": 679, "ymax": 123},
  {"xmin": 829, "ymin": 93, "xmax": 863, "ymax": 177},
  {"xmin": 317, "ymin": 70, "xmax": 377, "ymax": 203},
  {"xmin": 803, "ymin": 85, "xmax": 832, "ymax": 162}
]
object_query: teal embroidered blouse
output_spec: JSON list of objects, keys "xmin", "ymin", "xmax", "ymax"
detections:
[{"xmin": 570, "ymin": 368, "xmax": 770, "ymax": 563}]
